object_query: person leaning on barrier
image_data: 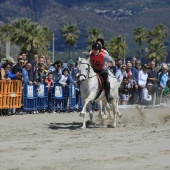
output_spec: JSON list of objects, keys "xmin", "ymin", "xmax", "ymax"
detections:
[
  {"xmin": 48, "ymin": 60, "xmax": 63, "ymax": 83},
  {"xmin": 11, "ymin": 58, "xmax": 25, "ymax": 80},
  {"xmin": 59, "ymin": 68, "xmax": 69, "ymax": 87},
  {"xmin": 0, "ymin": 62, "xmax": 12, "ymax": 80},
  {"xmin": 1, "ymin": 57, "xmax": 22, "ymax": 80},
  {"xmin": 28, "ymin": 53, "xmax": 38, "ymax": 85},
  {"xmin": 62, "ymin": 59, "xmax": 77, "ymax": 85},
  {"xmin": 22, "ymin": 62, "xmax": 33, "ymax": 85}
]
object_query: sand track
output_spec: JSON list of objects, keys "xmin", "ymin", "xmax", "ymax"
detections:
[{"xmin": 0, "ymin": 106, "xmax": 170, "ymax": 170}]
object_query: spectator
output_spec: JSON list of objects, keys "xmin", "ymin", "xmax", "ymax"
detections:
[
  {"xmin": 157, "ymin": 64, "xmax": 169, "ymax": 103},
  {"xmin": 116, "ymin": 64, "xmax": 126, "ymax": 84},
  {"xmin": 28, "ymin": 53, "xmax": 38, "ymax": 84},
  {"xmin": 123, "ymin": 62, "xmax": 132, "ymax": 78},
  {"xmin": 131, "ymin": 56, "xmax": 136, "ymax": 67},
  {"xmin": 11, "ymin": 58, "xmax": 25, "ymax": 80},
  {"xmin": 59, "ymin": 68, "xmax": 69, "ymax": 87},
  {"xmin": 45, "ymin": 72, "xmax": 54, "ymax": 113},
  {"xmin": 49, "ymin": 60, "xmax": 63, "ymax": 83},
  {"xmin": 46, "ymin": 58, "xmax": 52, "ymax": 70},
  {"xmin": 37, "ymin": 63, "xmax": 47, "ymax": 83},
  {"xmin": 138, "ymin": 64, "xmax": 149, "ymax": 104},
  {"xmin": 1, "ymin": 56, "xmax": 16, "ymax": 67},
  {"xmin": 38, "ymin": 56, "xmax": 45, "ymax": 64},
  {"xmin": 0, "ymin": 62, "xmax": 12, "ymax": 80},
  {"xmin": 1, "ymin": 57, "xmax": 21, "ymax": 80},
  {"xmin": 62, "ymin": 59, "xmax": 77, "ymax": 85},
  {"xmin": 119, "ymin": 77, "xmax": 130, "ymax": 105},
  {"xmin": 45, "ymin": 72, "xmax": 54, "ymax": 92},
  {"xmin": 115, "ymin": 58, "xmax": 122, "ymax": 72},
  {"xmin": 131, "ymin": 59, "xmax": 141, "ymax": 104},
  {"xmin": 147, "ymin": 61, "xmax": 157, "ymax": 95},
  {"xmin": 22, "ymin": 62, "xmax": 32, "ymax": 84}
]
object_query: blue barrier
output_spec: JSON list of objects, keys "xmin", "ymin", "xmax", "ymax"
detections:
[
  {"xmin": 21, "ymin": 83, "xmax": 84, "ymax": 113},
  {"xmin": 69, "ymin": 84, "xmax": 76, "ymax": 111},
  {"xmin": 50, "ymin": 83, "xmax": 68, "ymax": 112},
  {"xmin": 22, "ymin": 84, "xmax": 37, "ymax": 112},
  {"xmin": 37, "ymin": 83, "xmax": 48, "ymax": 111}
]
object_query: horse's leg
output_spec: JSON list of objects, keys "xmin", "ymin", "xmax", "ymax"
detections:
[
  {"xmin": 103, "ymin": 100, "xmax": 113, "ymax": 120},
  {"xmin": 98, "ymin": 100, "xmax": 108, "ymax": 120},
  {"xmin": 87, "ymin": 102, "xmax": 93, "ymax": 123},
  {"xmin": 111, "ymin": 98, "xmax": 121, "ymax": 127},
  {"xmin": 80, "ymin": 97, "xmax": 92, "ymax": 129}
]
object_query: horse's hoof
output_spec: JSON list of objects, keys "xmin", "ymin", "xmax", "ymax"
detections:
[
  {"xmin": 79, "ymin": 113, "xmax": 85, "ymax": 117},
  {"xmin": 107, "ymin": 123, "xmax": 116, "ymax": 128},
  {"xmin": 102, "ymin": 114, "xmax": 108, "ymax": 120},
  {"xmin": 117, "ymin": 112, "xmax": 122, "ymax": 118},
  {"xmin": 80, "ymin": 126, "xmax": 86, "ymax": 129},
  {"xmin": 109, "ymin": 115, "xmax": 114, "ymax": 120}
]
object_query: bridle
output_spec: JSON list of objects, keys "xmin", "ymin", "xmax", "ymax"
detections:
[{"xmin": 76, "ymin": 62, "xmax": 96, "ymax": 80}]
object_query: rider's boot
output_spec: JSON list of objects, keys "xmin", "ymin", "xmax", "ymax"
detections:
[{"xmin": 105, "ymin": 82, "xmax": 113, "ymax": 104}]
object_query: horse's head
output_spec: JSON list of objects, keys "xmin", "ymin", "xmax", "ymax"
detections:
[{"xmin": 76, "ymin": 57, "xmax": 90, "ymax": 82}]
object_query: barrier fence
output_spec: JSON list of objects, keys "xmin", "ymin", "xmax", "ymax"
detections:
[
  {"xmin": 0, "ymin": 80, "xmax": 168, "ymax": 116},
  {"xmin": 0, "ymin": 80, "xmax": 82, "ymax": 115}
]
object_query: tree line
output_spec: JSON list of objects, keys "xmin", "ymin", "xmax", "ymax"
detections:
[{"xmin": 0, "ymin": 18, "xmax": 168, "ymax": 63}]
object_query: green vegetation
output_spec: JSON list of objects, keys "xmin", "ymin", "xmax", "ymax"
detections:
[{"xmin": 0, "ymin": 0, "xmax": 169, "ymax": 62}]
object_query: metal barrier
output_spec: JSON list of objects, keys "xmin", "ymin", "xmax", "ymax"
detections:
[
  {"xmin": 0, "ymin": 81, "xmax": 82, "ymax": 114},
  {"xmin": 0, "ymin": 80, "xmax": 22, "ymax": 109}
]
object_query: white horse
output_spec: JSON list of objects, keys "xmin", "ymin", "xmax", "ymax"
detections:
[{"xmin": 76, "ymin": 57, "xmax": 122, "ymax": 129}]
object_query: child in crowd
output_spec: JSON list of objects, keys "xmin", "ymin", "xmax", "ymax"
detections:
[
  {"xmin": 59, "ymin": 68, "xmax": 69, "ymax": 87},
  {"xmin": 45, "ymin": 72, "xmax": 54, "ymax": 92},
  {"xmin": 119, "ymin": 77, "xmax": 130, "ymax": 105},
  {"xmin": 45, "ymin": 72, "xmax": 54, "ymax": 113}
]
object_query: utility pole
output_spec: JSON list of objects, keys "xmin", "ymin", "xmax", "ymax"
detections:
[{"xmin": 52, "ymin": 29, "xmax": 57, "ymax": 63}]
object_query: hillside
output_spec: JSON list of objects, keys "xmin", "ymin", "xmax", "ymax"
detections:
[{"xmin": 0, "ymin": 0, "xmax": 170, "ymax": 60}]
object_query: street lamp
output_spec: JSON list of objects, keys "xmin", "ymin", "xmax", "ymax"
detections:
[{"xmin": 52, "ymin": 29, "xmax": 57, "ymax": 63}]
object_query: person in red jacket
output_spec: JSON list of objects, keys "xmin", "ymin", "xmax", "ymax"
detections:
[{"xmin": 90, "ymin": 42, "xmax": 114, "ymax": 103}]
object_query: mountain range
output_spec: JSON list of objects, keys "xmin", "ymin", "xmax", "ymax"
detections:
[{"xmin": 0, "ymin": 0, "xmax": 170, "ymax": 60}]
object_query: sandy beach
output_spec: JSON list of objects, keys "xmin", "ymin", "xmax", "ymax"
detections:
[{"xmin": 0, "ymin": 105, "xmax": 170, "ymax": 170}]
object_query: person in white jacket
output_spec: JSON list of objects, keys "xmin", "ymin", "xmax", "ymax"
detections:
[
  {"xmin": 59, "ymin": 68, "xmax": 69, "ymax": 87},
  {"xmin": 138, "ymin": 63, "xmax": 149, "ymax": 104}
]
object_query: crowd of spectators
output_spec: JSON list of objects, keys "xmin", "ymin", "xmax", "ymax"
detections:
[{"xmin": 0, "ymin": 53, "xmax": 170, "ymax": 110}]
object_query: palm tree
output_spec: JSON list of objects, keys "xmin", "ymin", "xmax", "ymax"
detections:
[
  {"xmin": 146, "ymin": 40, "xmax": 167, "ymax": 64},
  {"xmin": 87, "ymin": 28, "xmax": 103, "ymax": 49},
  {"xmin": 0, "ymin": 23, "xmax": 14, "ymax": 42},
  {"xmin": 147, "ymin": 24, "xmax": 168, "ymax": 44},
  {"xmin": 133, "ymin": 27, "xmax": 147, "ymax": 61},
  {"xmin": 108, "ymin": 36, "xmax": 128, "ymax": 60},
  {"xmin": 0, "ymin": 18, "xmax": 52, "ymax": 58},
  {"xmin": 61, "ymin": 25, "xmax": 80, "ymax": 60},
  {"xmin": 11, "ymin": 18, "xmax": 52, "ymax": 56}
]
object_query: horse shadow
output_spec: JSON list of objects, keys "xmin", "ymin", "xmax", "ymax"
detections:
[{"xmin": 48, "ymin": 121, "xmax": 101, "ymax": 130}]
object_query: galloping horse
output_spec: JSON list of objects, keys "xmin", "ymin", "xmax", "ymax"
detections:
[{"xmin": 76, "ymin": 57, "xmax": 122, "ymax": 129}]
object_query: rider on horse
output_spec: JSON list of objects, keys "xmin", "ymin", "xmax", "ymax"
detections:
[{"xmin": 89, "ymin": 42, "xmax": 114, "ymax": 104}]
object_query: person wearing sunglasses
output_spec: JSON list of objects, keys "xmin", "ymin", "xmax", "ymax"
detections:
[{"xmin": 11, "ymin": 58, "xmax": 25, "ymax": 80}]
